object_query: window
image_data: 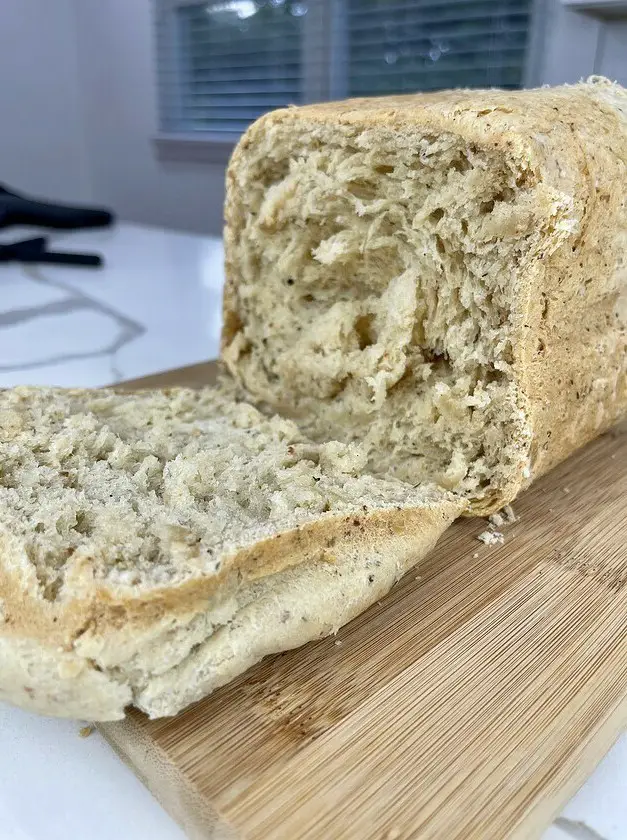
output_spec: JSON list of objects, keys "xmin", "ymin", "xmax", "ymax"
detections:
[
  {"xmin": 158, "ymin": 0, "xmax": 306, "ymax": 134},
  {"xmin": 346, "ymin": 0, "xmax": 532, "ymax": 96},
  {"xmin": 156, "ymin": 0, "xmax": 534, "ymax": 141}
]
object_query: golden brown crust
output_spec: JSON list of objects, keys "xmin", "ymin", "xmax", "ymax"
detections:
[
  {"xmin": 0, "ymin": 494, "xmax": 463, "ymax": 716},
  {"xmin": 0, "ymin": 503, "xmax": 457, "ymax": 643},
  {"xmin": 0, "ymin": 495, "xmax": 463, "ymax": 719},
  {"xmin": 135, "ymin": 496, "xmax": 462, "ymax": 717},
  {"xmin": 516, "ymin": 90, "xmax": 627, "ymax": 492}
]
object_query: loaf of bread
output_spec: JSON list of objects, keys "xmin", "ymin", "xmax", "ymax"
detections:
[
  {"xmin": 0, "ymin": 385, "xmax": 461, "ymax": 719},
  {"xmin": 223, "ymin": 77, "xmax": 627, "ymax": 513},
  {"xmin": 4, "ymin": 79, "xmax": 627, "ymax": 721}
]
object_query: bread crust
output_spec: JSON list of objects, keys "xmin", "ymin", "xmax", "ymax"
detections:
[
  {"xmin": 0, "ymin": 490, "xmax": 462, "ymax": 719},
  {"xmin": 136, "ymin": 497, "xmax": 460, "ymax": 718},
  {"xmin": 223, "ymin": 78, "xmax": 627, "ymax": 513}
]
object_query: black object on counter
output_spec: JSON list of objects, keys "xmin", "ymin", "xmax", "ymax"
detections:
[
  {"xmin": 0, "ymin": 183, "xmax": 114, "ymax": 268},
  {"xmin": 0, "ymin": 184, "xmax": 114, "ymax": 231},
  {"xmin": 0, "ymin": 236, "xmax": 103, "ymax": 268}
]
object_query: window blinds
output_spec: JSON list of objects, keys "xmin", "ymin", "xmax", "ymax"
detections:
[
  {"xmin": 347, "ymin": 0, "xmax": 532, "ymax": 96},
  {"xmin": 156, "ymin": 0, "xmax": 533, "ymax": 136}
]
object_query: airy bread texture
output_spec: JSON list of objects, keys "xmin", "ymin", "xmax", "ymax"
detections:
[
  {"xmin": 223, "ymin": 77, "xmax": 627, "ymax": 513},
  {"xmin": 0, "ymin": 385, "xmax": 461, "ymax": 719},
  {"xmin": 4, "ymin": 79, "xmax": 627, "ymax": 721}
]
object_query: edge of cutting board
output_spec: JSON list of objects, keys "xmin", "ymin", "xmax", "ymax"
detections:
[{"xmin": 115, "ymin": 361, "xmax": 221, "ymax": 391}]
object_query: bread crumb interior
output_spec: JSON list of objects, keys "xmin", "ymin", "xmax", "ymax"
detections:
[
  {"xmin": 0, "ymin": 387, "xmax": 439, "ymax": 601},
  {"xmin": 224, "ymin": 118, "xmax": 555, "ymax": 501}
]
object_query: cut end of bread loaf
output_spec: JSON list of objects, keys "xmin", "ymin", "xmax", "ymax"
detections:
[
  {"xmin": 223, "ymin": 102, "xmax": 548, "ymax": 506},
  {"xmin": 0, "ymin": 385, "xmax": 462, "ymax": 719},
  {"xmin": 223, "ymin": 77, "xmax": 627, "ymax": 511}
]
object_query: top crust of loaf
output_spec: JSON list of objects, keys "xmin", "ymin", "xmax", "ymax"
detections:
[{"xmin": 223, "ymin": 77, "xmax": 627, "ymax": 512}]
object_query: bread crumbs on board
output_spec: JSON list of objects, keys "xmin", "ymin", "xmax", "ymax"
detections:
[
  {"xmin": 477, "ymin": 504, "xmax": 518, "ymax": 545},
  {"xmin": 477, "ymin": 530, "xmax": 505, "ymax": 545}
]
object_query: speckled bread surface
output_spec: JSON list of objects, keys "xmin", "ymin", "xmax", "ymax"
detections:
[
  {"xmin": 223, "ymin": 77, "xmax": 627, "ymax": 513},
  {"xmin": 0, "ymin": 385, "xmax": 461, "ymax": 719}
]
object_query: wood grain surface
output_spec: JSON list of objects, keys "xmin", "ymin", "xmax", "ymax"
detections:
[{"xmin": 101, "ymin": 362, "xmax": 627, "ymax": 840}]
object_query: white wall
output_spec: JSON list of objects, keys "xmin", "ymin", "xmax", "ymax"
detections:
[
  {"xmin": 535, "ymin": 0, "xmax": 627, "ymax": 87},
  {"xmin": 0, "ymin": 0, "xmax": 90, "ymax": 203},
  {"xmin": 595, "ymin": 17, "xmax": 627, "ymax": 83},
  {"xmin": 73, "ymin": 0, "xmax": 226, "ymax": 235}
]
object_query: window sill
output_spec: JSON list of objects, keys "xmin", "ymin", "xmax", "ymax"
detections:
[
  {"xmin": 153, "ymin": 133, "xmax": 239, "ymax": 165},
  {"xmin": 561, "ymin": 0, "xmax": 627, "ymax": 15}
]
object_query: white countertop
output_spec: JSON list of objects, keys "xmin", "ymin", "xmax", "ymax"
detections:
[{"xmin": 0, "ymin": 222, "xmax": 624, "ymax": 840}]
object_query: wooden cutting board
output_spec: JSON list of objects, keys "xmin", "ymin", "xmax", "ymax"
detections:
[{"xmin": 100, "ymin": 362, "xmax": 627, "ymax": 840}]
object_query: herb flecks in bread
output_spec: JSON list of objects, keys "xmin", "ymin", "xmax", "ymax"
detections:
[
  {"xmin": 3, "ymin": 78, "xmax": 627, "ymax": 721},
  {"xmin": 0, "ymin": 386, "xmax": 462, "ymax": 719},
  {"xmin": 223, "ymin": 77, "xmax": 627, "ymax": 513}
]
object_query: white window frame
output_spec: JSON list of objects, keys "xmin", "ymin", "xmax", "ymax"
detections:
[
  {"xmin": 561, "ymin": 0, "xmax": 627, "ymax": 11},
  {"xmin": 528, "ymin": 0, "xmax": 627, "ymax": 88},
  {"xmin": 153, "ymin": 0, "xmax": 544, "ymax": 164}
]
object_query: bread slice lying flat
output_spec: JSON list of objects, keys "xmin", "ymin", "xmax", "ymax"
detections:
[
  {"xmin": 0, "ymin": 385, "xmax": 462, "ymax": 720},
  {"xmin": 223, "ymin": 76, "xmax": 627, "ymax": 514}
]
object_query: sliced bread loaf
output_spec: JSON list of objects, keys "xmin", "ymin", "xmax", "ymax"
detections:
[
  {"xmin": 0, "ymin": 385, "xmax": 462, "ymax": 719},
  {"xmin": 222, "ymin": 77, "xmax": 627, "ymax": 513}
]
